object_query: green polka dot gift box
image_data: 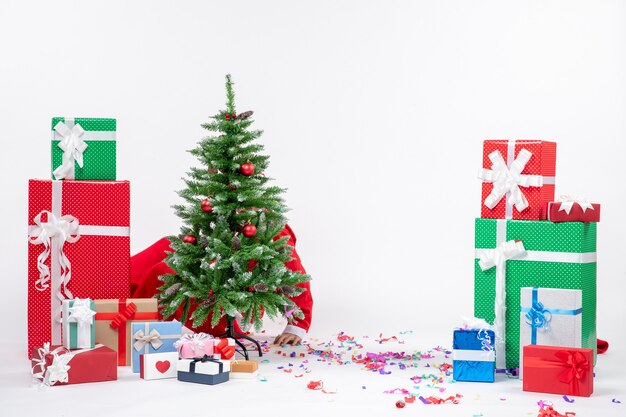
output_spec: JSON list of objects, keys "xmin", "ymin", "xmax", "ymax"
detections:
[
  {"xmin": 473, "ymin": 218, "xmax": 596, "ymax": 370},
  {"xmin": 51, "ymin": 117, "xmax": 116, "ymax": 180}
]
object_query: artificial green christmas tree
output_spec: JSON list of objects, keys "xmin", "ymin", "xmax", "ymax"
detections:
[{"xmin": 158, "ymin": 75, "xmax": 310, "ymax": 355}]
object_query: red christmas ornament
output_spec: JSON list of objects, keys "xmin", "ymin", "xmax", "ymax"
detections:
[
  {"xmin": 182, "ymin": 234, "xmax": 197, "ymax": 245},
  {"xmin": 242, "ymin": 224, "xmax": 257, "ymax": 237},
  {"xmin": 240, "ymin": 162, "xmax": 255, "ymax": 176},
  {"xmin": 248, "ymin": 286, "xmax": 255, "ymax": 292},
  {"xmin": 201, "ymin": 199, "xmax": 213, "ymax": 213},
  {"xmin": 208, "ymin": 289, "xmax": 214, "ymax": 295},
  {"xmin": 395, "ymin": 401, "xmax": 405, "ymax": 409},
  {"xmin": 275, "ymin": 287, "xmax": 283, "ymax": 294},
  {"xmin": 227, "ymin": 183, "xmax": 237, "ymax": 190}
]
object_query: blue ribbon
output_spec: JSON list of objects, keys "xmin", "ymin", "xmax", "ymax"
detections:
[
  {"xmin": 476, "ymin": 328, "xmax": 494, "ymax": 352},
  {"xmin": 520, "ymin": 287, "xmax": 582, "ymax": 344}
]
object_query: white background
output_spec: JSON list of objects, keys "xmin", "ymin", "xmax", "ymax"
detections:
[{"xmin": 1, "ymin": 1, "xmax": 625, "ymax": 415}]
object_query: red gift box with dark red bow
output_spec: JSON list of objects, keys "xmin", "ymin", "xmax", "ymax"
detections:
[
  {"xmin": 27, "ymin": 180, "xmax": 130, "ymax": 356},
  {"xmin": 523, "ymin": 345, "xmax": 593, "ymax": 397},
  {"xmin": 479, "ymin": 140, "xmax": 556, "ymax": 220}
]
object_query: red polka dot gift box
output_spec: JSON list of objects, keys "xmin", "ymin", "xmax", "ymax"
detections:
[
  {"xmin": 478, "ymin": 140, "xmax": 556, "ymax": 220},
  {"xmin": 27, "ymin": 179, "xmax": 130, "ymax": 355}
]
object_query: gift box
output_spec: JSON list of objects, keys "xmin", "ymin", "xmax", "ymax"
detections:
[
  {"xmin": 478, "ymin": 140, "xmax": 556, "ymax": 220},
  {"xmin": 212, "ymin": 338, "xmax": 236, "ymax": 359},
  {"xmin": 178, "ymin": 357, "xmax": 230, "ymax": 385},
  {"xmin": 131, "ymin": 321, "xmax": 182, "ymax": 372},
  {"xmin": 139, "ymin": 352, "xmax": 178, "ymax": 380},
  {"xmin": 175, "ymin": 333, "xmax": 215, "ymax": 359},
  {"xmin": 523, "ymin": 345, "xmax": 593, "ymax": 397},
  {"xmin": 519, "ymin": 287, "xmax": 582, "ymax": 377},
  {"xmin": 51, "ymin": 117, "xmax": 116, "ymax": 180},
  {"xmin": 230, "ymin": 360, "xmax": 259, "ymax": 379},
  {"xmin": 543, "ymin": 197, "xmax": 601, "ymax": 223},
  {"xmin": 62, "ymin": 298, "xmax": 95, "ymax": 349},
  {"xmin": 31, "ymin": 343, "xmax": 117, "ymax": 386},
  {"xmin": 28, "ymin": 180, "xmax": 130, "ymax": 355},
  {"xmin": 474, "ymin": 218, "xmax": 596, "ymax": 369},
  {"xmin": 94, "ymin": 298, "xmax": 159, "ymax": 366},
  {"xmin": 452, "ymin": 329, "xmax": 495, "ymax": 383}
]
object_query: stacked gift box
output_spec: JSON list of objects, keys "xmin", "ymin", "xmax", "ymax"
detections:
[{"xmin": 464, "ymin": 139, "xmax": 598, "ymax": 396}]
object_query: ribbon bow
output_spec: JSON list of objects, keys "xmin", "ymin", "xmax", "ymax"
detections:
[
  {"xmin": 31, "ymin": 343, "xmax": 71, "ymax": 387},
  {"xmin": 67, "ymin": 298, "xmax": 96, "ymax": 325},
  {"xmin": 28, "ymin": 211, "xmax": 80, "ymax": 298},
  {"xmin": 479, "ymin": 149, "xmax": 543, "ymax": 213},
  {"xmin": 175, "ymin": 333, "xmax": 211, "ymax": 356},
  {"xmin": 133, "ymin": 329, "xmax": 163, "ymax": 351},
  {"xmin": 109, "ymin": 302, "xmax": 137, "ymax": 329},
  {"xmin": 53, "ymin": 121, "xmax": 88, "ymax": 180},
  {"xmin": 555, "ymin": 350, "xmax": 589, "ymax": 388},
  {"xmin": 525, "ymin": 300, "xmax": 552, "ymax": 331},
  {"xmin": 557, "ymin": 195, "xmax": 595, "ymax": 215}
]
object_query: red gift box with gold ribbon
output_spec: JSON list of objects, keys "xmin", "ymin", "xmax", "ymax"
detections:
[
  {"xmin": 27, "ymin": 180, "xmax": 130, "ymax": 356},
  {"xmin": 478, "ymin": 140, "xmax": 556, "ymax": 220},
  {"xmin": 522, "ymin": 345, "xmax": 593, "ymax": 397},
  {"xmin": 94, "ymin": 298, "xmax": 159, "ymax": 366}
]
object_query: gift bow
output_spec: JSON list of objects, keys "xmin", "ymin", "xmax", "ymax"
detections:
[
  {"xmin": 214, "ymin": 338, "xmax": 236, "ymax": 359},
  {"xmin": 31, "ymin": 343, "xmax": 71, "ymax": 387},
  {"xmin": 557, "ymin": 195, "xmax": 595, "ymax": 215},
  {"xmin": 555, "ymin": 350, "xmax": 589, "ymax": 389},
  {"xmin": 109, "ymin": 302, "xmax": 137, "ymax": 329},
  {"xmin": 175, "ymin": 333, "xmax": 211, "ymax": 356},
  {"xmin": 53, "ymin": 121, "xmax": 88, "ymax": 180},
  {"xmin": 133, "ymin": 329, "xmax": 163, "ymax": 351},
  {"xmin": 67, "ymin": 298, "xmax": 96, "ymax": 326},
  {"xmin": 479, "ymin": 149, "xmax": 543, "ymax": 213},
  {"xmin": 525, "ymin": 300, "xmax": 552, "ymax": 331},
  {"xmin": 28, "ymin": 211, "xmax": 80, "ymax": 298}
]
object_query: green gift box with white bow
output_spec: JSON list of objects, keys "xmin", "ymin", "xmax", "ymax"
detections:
[
  {"xmin": 474, "ymin": 218, "xmax": 596, "ymax": 370},
  {"xmin": 62, "ymin": 298, "xmax": 96, "ymax": 350},
  {"xmin": 51, "ymin": 117, "xmax": 116, "ymax": 180}
]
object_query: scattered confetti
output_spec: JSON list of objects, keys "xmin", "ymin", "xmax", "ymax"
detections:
[
  {"xmin": 399, "ymin": 330, "xmax": 414, "ymax": 335},
  {"xmin": 612, "ymin": 399, "xmax": 622, "ymax": 404},
  {"xmin": 260, "ymin": 359, "xmax": 270, "ymax": 364},
  {"xmin": 418, "ymin": 394, "xmax": 462, "ymax": 405},
  {"xmin": 537, "ymin": 405, "xmax": 575, "ymax": 417},
  {"xmin": 259, "ymin": 377, "xmax": 268, "ymax": 382},
  {"xmin": 375, "ymin": 333, "xmax": 399, "ymax": 344},
  {"xmin": 404, "ymin": 396, "xmax": 416, "ymax": 404},
  {"xmin": 563, "ymin": 395, "xmax": 574, "ymax": 403},
  {"xmin": 306, "ymin": 380, "xmax": 337, "ymax": 394},
  {"xmin": 395, "ymin": 400, "xmax": 405, "ymax": 408}
]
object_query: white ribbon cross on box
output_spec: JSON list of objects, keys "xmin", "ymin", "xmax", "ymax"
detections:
[{"xmin": 53, "ymin": 121, "xmax": 88, "ymax": 180}]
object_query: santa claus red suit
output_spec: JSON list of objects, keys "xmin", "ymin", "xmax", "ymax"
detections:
[{"xmin": 130, "ymin": 224, "xmax": 312, "ymax": 340}]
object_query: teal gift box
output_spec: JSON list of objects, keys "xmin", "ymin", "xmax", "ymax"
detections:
[
  {"xmin": 131, "ymin": 321, "xmax": 182, "ymax": 372},
  {"xmin": 474, "ymin": 218, "xmax": 596, "ymax": 370},
  {"xmin": 51, "ymin": 117, "xmax": 116, "ymax": 180},
  {"xmin": 61, "ymin": 298, "xmax": 96, "ymax": 349}
]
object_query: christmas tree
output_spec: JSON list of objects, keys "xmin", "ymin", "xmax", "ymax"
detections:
[{"xmin": 158, "ymin": 75, "xmax": 310, "ymax": 334}]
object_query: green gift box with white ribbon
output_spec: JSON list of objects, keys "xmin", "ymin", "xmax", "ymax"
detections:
[
  {"xmin": 62, "ymin": 298, "xmax": 96, "ymax": 350},
  {"xmin": 51, "ymin": 117, "xmax": 116, "ymax": 180},
  {"xmin": 474, "ymin": 218, "xmax": 596, "ymax": 370}
]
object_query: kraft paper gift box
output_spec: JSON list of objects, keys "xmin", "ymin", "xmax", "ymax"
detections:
[
  {"xmin": 474, "ymin": 218, "xmax": 596, "ymax": 370},
  {"xmin": 452, "ymin": 329, "xmax": 495, "ymax": 383},
  {"xmin": 27, "ymin": 179, "xmax": 130, "ymax": 355},
  {"xmin": 175, "ymin": 333, "xmax": 215, "ymax": 359},
  {"xmin": 94, "ymin": 298, "xmax": 159, "ymax": 366},
  {"xmin": 478, "ymin": 140, "xmax": 556, "ymax": 220},
  {"xmin": 542, "ymin": 197, "xmax": 601, "ymax": 223},
  {"xmin": 230, "ymin": 360, "xmax": 259, "ymax": 379},
  {"xmin": 61, "ymin": 298, "xmax": 96, "ymax": 349},
  {"xmin": 139, "ymin": 352, "xmax": 179, "ymax": 380},
  {"xmin": 51, "ymin": 117, "xmax": 116, "ymax": 180},
  {"xmin": 519, "ymin": 287, "xmax": 582, "ymax": 378},
  {"xmin": 131, "ymin": 321, "xmax": 182, "ymax": 373},
  {"xmin": 523, "ymin": 345, "xmax": 593, "ymax": 397},
  {"xmin": 178, "ymin": 357, "xmax": 230, "ymax": 385},
  {"xmin": 31, "ymin": 343, "xmax": 117, "ymax": 386}
]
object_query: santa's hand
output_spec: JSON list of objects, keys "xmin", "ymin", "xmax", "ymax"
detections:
[{"xmin": 273, "ymin": 332, "xmax": 301, "ymax": 346}]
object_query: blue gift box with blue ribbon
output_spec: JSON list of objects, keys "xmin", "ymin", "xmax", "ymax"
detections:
[
  {"xmin": 130, "ymin": 321, "xmax": 182, "ymax": 373},
  {"xmin": 452, "ymin": 329, "xmax": 496, "ymax": 383},
  {"xmin": 519, "ymin": 287, "xmax": 582, "ymax": 378}
]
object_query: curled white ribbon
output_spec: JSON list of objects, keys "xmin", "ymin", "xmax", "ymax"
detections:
[
  {"xmin": 557, "ymin": 195, "xmax": 595, "ymax": 215},
  {"xmin": 31, "ymin": 342, "xmax": 70, "ymax": 387},
  {"xmin": 133, "ymin": 329, "xmax": 163, "ymax": 352},
  {"xmin": 28, "ymin": 211, "xmax": 80, "ymax": 299},
  {"xmin": 478, "ymin": 239, "xmax": 526, "ymax": 369},
  {"xmin": 66, "ymin": 298, "xmax": 95, "ymax": 347},
  {"xmin": 479, "ymin": 149, "xmax": 543, "ymax": 213},
  {"xmin": 175, "ymin": 332, "xmax": 211, "ymax": 356},
  {"xmin": 53, "ymin": 122, "xmax": 88, "ymax": 180},
  {"xmin": 460, "ymin": 316, "xmax": 494, "ymax": 331}
]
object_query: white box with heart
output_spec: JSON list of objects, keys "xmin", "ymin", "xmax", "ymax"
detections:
[{"xmin": 139, "ymin": 352, "xmax": 178, "ymax": 380}]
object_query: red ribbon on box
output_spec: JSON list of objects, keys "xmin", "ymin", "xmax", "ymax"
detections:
[{"xmin": 213, "ymin": 338, "xmax": 236, "ymax": 359}]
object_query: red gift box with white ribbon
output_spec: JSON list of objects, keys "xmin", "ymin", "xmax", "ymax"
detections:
[
  {"xmin": 27, "ymin": 180, "xmax": 130, "ymax": 355},
  {"xmin": 478, "ymin": 140, "xmax": 556, "ymax": 220},
  {"xmin": 542, "ymin": 196, "xmax": 601, "ymax": 223},
  {"xmin": 522, "ymin": 345, "xmax": 593, "ymax": 397}
]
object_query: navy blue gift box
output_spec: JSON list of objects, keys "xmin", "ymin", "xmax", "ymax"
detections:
[
  {"xmin": 177, "ymin": 356, "xmax": 230, "ymax": 385},
  {"xmin": 452, "ymin": 329, "xmax": 496, "ymax": 383}
]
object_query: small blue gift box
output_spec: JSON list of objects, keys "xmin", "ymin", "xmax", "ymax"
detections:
[
  {"xmin": 131, "ymin": 321, "xmax": 182, "ymax": 373},
  {"xmin": 452, "ymin": 329, "xmax": 496, "ymax": 383}
]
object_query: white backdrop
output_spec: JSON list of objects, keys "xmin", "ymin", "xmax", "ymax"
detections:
[{"xmin": 1, "ymin": 0, "xmax": 625, "ymax": 350}]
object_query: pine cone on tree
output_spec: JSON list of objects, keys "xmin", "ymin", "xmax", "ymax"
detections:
[
  {"xmin": 163, "ymin": 282, "xmax": 182, "ymax": 297},
  {"xmin": 253, "ymin": 283, "xmax": 269, "ymax": 293},
  {"xmin": 199, "ymin": 293, "xmax": 218, "ymax": 309},
  {"xmin": 237, "ymin": 110, "xmax": 254, "ymax": 120},
  {"xmin": 280, "ymin": 285, "xmax": 298, "ymax": 297}
]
